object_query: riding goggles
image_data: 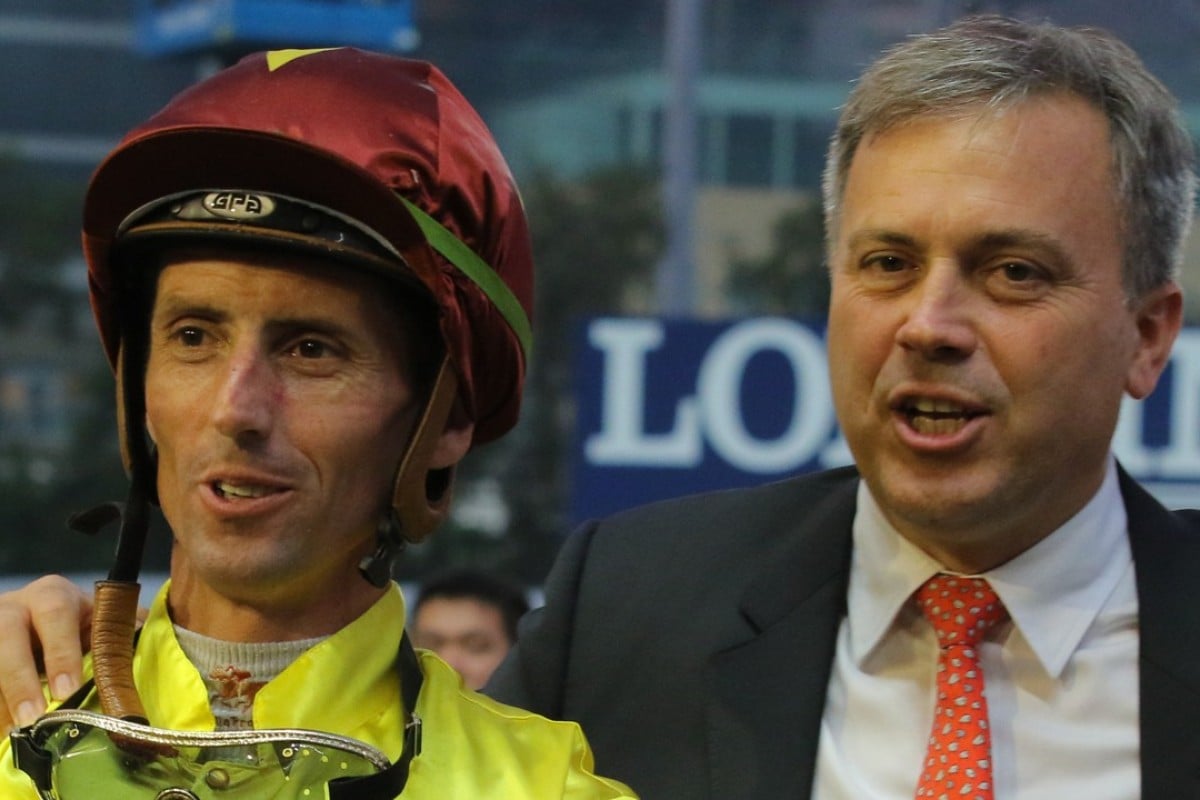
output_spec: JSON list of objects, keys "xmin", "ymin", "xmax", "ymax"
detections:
[{"xmin": 11, "ymin": 708, "xmax": 417, "ymax": 799}]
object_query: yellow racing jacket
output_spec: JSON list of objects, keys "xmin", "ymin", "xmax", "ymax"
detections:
[{"xmin": 0, "ymin": 582, "xmax": 637, "ymax": 799}]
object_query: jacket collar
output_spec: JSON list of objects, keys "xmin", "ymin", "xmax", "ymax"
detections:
[
  {"xmin": 705, "ymin": 468, "xmax": 857, "ymax": 799},
  {"xmin": 136, "ymin": 582, "xmax": 409, "ymax": 757},
  {"xmin": 1121, "ymin": 467, "xmax": 1200, "ymax": 798}
]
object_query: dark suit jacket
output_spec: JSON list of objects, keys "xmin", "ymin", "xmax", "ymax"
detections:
[{"xmin": 486, "ymin": 466, "xmax": 1200, "ymax": 799}]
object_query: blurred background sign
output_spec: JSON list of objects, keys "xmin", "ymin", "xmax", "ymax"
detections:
[
  {"xmin": 134, "ymin": 0, "xmax": 419, "ymax": 57},
  {"xmin": 571, "ymin": 317, "xmax": 1200, "ymax": 523}
]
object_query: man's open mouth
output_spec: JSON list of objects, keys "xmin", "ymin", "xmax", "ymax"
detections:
[{"xmin": 899, "ymin": 398, "xmax": 984, "ymax": 435}]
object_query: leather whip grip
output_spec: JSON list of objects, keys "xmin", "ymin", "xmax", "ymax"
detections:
[{"xmin": 91, "ymin": 580, "xmax": 148, "ymax": 724}]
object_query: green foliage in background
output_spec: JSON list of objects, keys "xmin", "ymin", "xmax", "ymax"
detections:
[
  {"xmin": 0, "ymin": 158, "xmax": 137, "ymax": 574},
  {"xmin": 0, "ymin": 160, "xmax": 85, "ymax": 334},
  {"xmin": 725, "ymin": 197, "xmax": 829, "ymax": 320}
]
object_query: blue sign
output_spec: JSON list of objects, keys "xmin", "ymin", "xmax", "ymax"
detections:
[
  {"xmin": 571, "ymin": 317, "xmax": 1200, "ymax": 523},
  {"xmin": 135, "ymin": 0, "xmax": 419, "ymax": 57}
]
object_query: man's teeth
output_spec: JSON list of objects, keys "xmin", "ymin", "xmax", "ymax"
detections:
[
  {"xmin": 906, "ymin": 398, "xmax": 971, "ymax": 435},
  {"xmin": 911, "ymin": 398, "xmax": 964, "ymax": 414},
  {"xmin": 215, "ymin": 481, "xmax": 271, "ymax": 499}
]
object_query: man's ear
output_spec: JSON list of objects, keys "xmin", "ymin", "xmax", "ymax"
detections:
[
  {"xmin": 391, "ymin": 367, "xmax": 470, "ymax": 544},
  {"xmin": 430, "ymin": 419, "xmax": 474, "ymax": 470},
  {"xmin": 1126, "ymin": 280, "xmax": 1183, "ymax": 400}
]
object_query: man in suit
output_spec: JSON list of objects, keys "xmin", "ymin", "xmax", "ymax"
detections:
[
  {"xmin": 1, "ymin": 13, "xmax": 1197, "ymax": 800},
  {"xmin": 484, "ymin": 14, "xmax": 1200, "ymax": 799}
]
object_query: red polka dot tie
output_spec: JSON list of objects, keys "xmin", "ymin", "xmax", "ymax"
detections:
[{"xmin": 914, "ymin": 574, "xmax": 1008, "ymax": 800}]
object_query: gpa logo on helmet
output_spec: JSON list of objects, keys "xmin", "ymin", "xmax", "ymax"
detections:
[{"xmin": 203, "ymin": 192, "xmax": 276, "ymax": 221}]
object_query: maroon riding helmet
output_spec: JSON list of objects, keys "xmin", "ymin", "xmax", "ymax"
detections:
[{"xmin": 81, "ymin": 48, "xmax": 534, "ymax": 545}]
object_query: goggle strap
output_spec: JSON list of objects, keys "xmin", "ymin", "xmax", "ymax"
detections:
[
  {"xmin": 9, "ymin": 729, "xmax": 51, "ymax": 798},
  {"xmin": 328, "ymin": 631, "xmax": 423, "ymax": 798}
]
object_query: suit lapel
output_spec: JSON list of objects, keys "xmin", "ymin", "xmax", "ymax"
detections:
[
  {"xmin": 1122, "ymin": 470, "xmax": 1200, "ymax": 799},
  {"xmin": 702, "ymin": 467, "xmax": 1200, "ymax": 800},
  {"xmin": 705, "ymin": 471, "xmax": 856, "ymax": 799}
]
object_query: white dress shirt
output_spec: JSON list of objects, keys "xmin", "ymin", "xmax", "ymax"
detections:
[{"xmin": 813, "ymin": 458, "xmax": 1141, "ymax": 799}]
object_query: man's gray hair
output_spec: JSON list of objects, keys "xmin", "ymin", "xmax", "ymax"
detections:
[{"xmin": 822, "ymin": 14, "xmax": 1197, "ymax": 299}]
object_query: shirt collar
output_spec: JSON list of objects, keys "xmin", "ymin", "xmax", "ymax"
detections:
[
  {"xmin": 137, "ymin": 581, "xmax": 408, "ymax": 752},
  {"xmin": 254, "ymin": 584, "xmax": 406, "ymax": 738},
  {"xmin": 847, "ymin": 457, "xmax": 1131, "ymax": 678}
]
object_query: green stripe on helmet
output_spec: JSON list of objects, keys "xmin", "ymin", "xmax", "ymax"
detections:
[{"xmin": 400, "ymin": 197, "xmax": 532, "ymax": 360}]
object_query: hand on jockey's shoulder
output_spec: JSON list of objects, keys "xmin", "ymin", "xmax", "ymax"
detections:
[{"xmin": 0, "ymin": 575, "xmax": 93, "ymax": 731}]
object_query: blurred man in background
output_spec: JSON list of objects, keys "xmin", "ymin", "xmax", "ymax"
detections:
[{"xmin": 412, "ymin": 568, "xmax": 529, "ymax": 690}]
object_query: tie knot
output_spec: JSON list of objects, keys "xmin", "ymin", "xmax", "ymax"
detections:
[{"xmin": 916, "ymin": 574, "xmax": 1007, "ymax": 648}]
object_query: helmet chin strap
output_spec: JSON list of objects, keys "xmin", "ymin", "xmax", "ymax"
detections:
[{"xmin": 359, "ymin": 357, "xmax": 460, "ymax": 587}]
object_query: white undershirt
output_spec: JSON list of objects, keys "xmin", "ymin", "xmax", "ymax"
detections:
[
  {"xmin": 813, "ymin": 458, "xmax": 1140, "ymax": 799},
  {"xmin": 174, "ymin": 626, "xmax": 326, "ymax": 729}
]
